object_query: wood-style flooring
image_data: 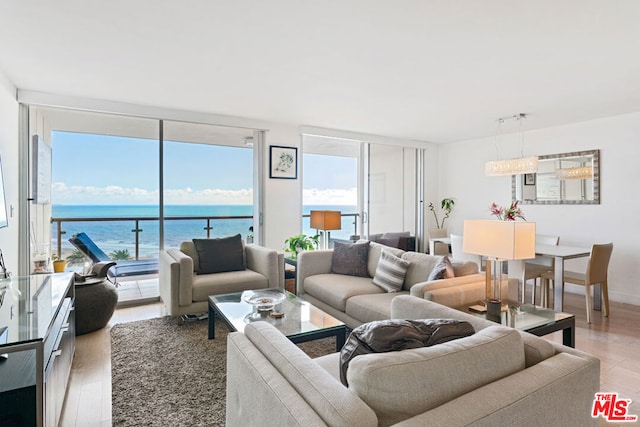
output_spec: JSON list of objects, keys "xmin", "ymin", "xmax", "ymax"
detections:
[{"xmin": 59, "ymin": 289, "xmax": 640, "ymax": 427}]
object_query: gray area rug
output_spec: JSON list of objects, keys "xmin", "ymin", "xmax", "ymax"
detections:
[{"xmin": 111, "ymin": 316, "xmax": 336, "ymax": 426}]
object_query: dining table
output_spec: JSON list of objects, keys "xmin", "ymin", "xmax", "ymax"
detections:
[{"xmin": 525, "ymin": 243, "xmax": 594, "ymax": 312}]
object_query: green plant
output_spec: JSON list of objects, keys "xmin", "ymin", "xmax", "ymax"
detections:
[
  {"xmin": 109, "ymin": 249, "xmax": 132, "ymax": 260},
  {"xmin": 284, "ymin": 233, "xmax": 319, "ymax": 259},
  {"xmin": 66, "ymin": 249, "xmax": 87, "ymax": 266},
  {"xmin": 428, "ymin": 198, "xmax": 455, "ymax": 229}
]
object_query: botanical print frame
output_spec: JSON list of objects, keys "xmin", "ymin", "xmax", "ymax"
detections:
[
  {"xmin": 269, "ymin": 145, "xmax": 297, "ymax": 179},
  {"xmin": 524, "ymin": 173, "xmax": 536, "ymax": 185}
]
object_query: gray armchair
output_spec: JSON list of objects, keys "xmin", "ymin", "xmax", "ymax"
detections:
[{"xmin": 159, "ymin": 240, "xmax": 284, "ymax": 316}]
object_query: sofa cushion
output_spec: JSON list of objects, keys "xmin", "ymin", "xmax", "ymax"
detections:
[
  {"xmin": 331, "ymin": 241, "xmax": 370, "ymax": 277},
  {"xmin": 304, "ymin": 274, "xmax": 383, "ymax": 311},
  {"xmin": 193, "ymin": 234, "xmax": 245, "ymax": 274},
  {"xmin": 339, "ymin": 319, "xmax": 475, "ymax": 386},
  {"xmin": 400, "ymin": 252, "xmax": 442, "ymax": 290},
  {"xmin": 451, "ymin": 260, "xmax": 480, "ymax": 277},
  {"xmin": 427, "ymin": 255, "xmax": 455, "ymax": 281},
  {"xmin": 191, "ymin": 269, "xmax": 268, "ymax": 302},
  {"xmin": 367, "ymin": 241, "xmax": 405, "ymax": 278},
  {"xmin": 347, "ymin": 325, "xmax": 525, "ymax": 426},
  {"xmin": 372, "ymin": 250, "xmax": 411, "ymax": 292},
  {"xmin": 345, "ymin": 292, "xmax": 408, "ymax": 325}
]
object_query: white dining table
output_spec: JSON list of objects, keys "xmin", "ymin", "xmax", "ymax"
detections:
[{"xmin": 531, "ymin": 244, "xmax": 593, "ymax": 312}]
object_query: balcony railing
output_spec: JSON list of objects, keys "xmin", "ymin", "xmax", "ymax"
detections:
[{"xmin": 51, "ymin": 212, "xmax": 359, "ymax": 260}]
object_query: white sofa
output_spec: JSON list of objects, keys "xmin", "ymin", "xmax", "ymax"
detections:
[
  {"xmin": 296, "ymin": 241, "xmax": 507, "ymax": 329},
  {"xmin": 159, "ymin": 241, "xmax": 284, "ymax": 316},
  {"xmin": 226, "ymin": 295, "xmax": 600, "ymax": 426}
]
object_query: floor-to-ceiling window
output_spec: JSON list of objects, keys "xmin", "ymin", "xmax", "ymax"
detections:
[
  {"xmin": 302, "ymin": 135, "xmax": 360, "ymax": 243},
  {"xmin": 27, "ymin": 106, "xmax": 258, "ymax": 303},
  {"xmin": 162, "ymin": 121, "xmax": 255, "ymax": 249}
]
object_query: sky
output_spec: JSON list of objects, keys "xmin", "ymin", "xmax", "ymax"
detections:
[{"xmin": 51, "ymin": 131, "xmax": 357, "ymax": 205}]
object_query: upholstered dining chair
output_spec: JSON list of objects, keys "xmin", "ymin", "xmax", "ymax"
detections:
[
  {"xmin": 541, "ymin": 243, "xmax": 613, "ymax": 323},
  {"xmin": 524, "ymin": 234, "xmax": 560, "ymax": 305}
]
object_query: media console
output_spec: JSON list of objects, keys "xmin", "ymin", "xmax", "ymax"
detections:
[{"xmin": 0, "ymin": 273, "xmax": 75, "ymax": 426}]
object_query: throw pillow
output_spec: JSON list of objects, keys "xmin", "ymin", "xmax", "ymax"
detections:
[
  {"xmin": 339, "ymin": 318, "xmax": 475, "ymax": 386},
  {"xmin": 331, "ymin": 241, "xmax": 370, "ymax": 277},
  {"xmin": 372, "ymin": 250, "xmax": 411, "ymax": 292},
  {"xmin": 193, "ymin": 234, "xmax": 245, "ymax": 275},
  {"xmin": 427, "ymin": 255, "xmax": 455, "ymax": 281}
]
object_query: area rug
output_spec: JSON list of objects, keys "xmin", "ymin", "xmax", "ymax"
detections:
[{"xmin": 110, "ymin": 316, "xmax": 336, "ymax": 426}]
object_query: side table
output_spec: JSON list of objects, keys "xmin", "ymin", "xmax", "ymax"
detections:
[{"xmin": 284, "ymin": 258, "xmax": 297, "ymax": 294}]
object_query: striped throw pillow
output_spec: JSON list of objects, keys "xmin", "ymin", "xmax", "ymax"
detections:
[{"xmin": 373, "ymin": 250, "xmax": 411, "ymax": 292}]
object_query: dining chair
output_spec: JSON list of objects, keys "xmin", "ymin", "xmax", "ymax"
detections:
[
  {"xmin": 450, "ymin": 234, "xmax": 482, "ymax": 269},
  {"xmin": 524, "ymin": 234, "xmax": 559, "ymax": 305},
  {"xmin": 541, "ymin": 243, "xmax": 613, "ymax": 323}
]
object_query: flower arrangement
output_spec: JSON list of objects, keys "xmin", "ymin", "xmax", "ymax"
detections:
[{"xmin": 490, "ymin": 200, "xmax": 526, "ymax": 221}]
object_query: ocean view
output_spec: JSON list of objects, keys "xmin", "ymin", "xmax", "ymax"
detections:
[{"xmin": 52, "ymin": 204, "xmax": 357, "ymax": 259}]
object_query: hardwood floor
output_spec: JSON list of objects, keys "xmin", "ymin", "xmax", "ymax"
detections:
[{"xmin": 59, "ymin": 290, "xmax": 640, "ymax": 427}]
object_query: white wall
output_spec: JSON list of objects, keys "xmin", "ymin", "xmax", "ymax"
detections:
[
  {"xmin": 0, "ymin": 71, "xmax": 18, "ymax": 275},
  {"xmin": 438, "ymin": 112, "xmax": 640, "ymax": 305}
]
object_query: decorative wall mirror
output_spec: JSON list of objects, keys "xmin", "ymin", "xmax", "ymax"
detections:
[{"xmin": 512, "ymin": 149, "xmax": 600, "ymax": 204}]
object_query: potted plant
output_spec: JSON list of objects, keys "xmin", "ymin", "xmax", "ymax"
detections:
[
  {"xmin": 52, "ymin": 253, "xmax": 67, "ymax": 273},
  {"xmin": 284, "ymin": 233, "xmax": 319, "ymax": 260},
  {"xmin": 428, "ymin": 198, "xmax": 455, "ymax": 239}
]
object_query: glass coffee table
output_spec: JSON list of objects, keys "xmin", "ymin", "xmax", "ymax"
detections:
[
  {"xmin": 465, "ymin": 301, "xmax": 575, "ymax": 347},
  {"xmin": 208, "ymin": 289, "xmax": 347, "ymax": 351}
]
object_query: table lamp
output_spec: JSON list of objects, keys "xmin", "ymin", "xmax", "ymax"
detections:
[
  {"xmin": 463, "ymin": 219, "xmax": 535, "ymax": 320},
  {"xmin": 310, "ymin": 210, "xmax": 342, "ymax": 249}
]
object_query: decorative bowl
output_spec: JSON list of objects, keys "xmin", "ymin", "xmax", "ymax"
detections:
[{"xmin": 242, "ymin": 289, "xmax": 286, "ymax": 312}]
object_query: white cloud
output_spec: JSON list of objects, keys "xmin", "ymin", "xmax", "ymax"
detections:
[
  {"xmin": 52, "ymin": 182, "xmax": 253, "ymax": 205},
  {"xmin": 53, "ymin": 182, "xmax": 357, "ymax": 206}
]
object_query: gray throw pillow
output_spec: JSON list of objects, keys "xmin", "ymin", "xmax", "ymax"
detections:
[
  {"xmin": 331, "ymin": 241, "xmax": 370, "ymax": 277},
  {"xmin": 372, "ymin": 250, "xmax": 411, "ymax": 292},
  {"xmin": 427, "ymin": 255, "xmax": 455, "ymax": 281},
  {"xmin": 193, "ymin": 234, "xmax": 245, "ymax": 274},
  {"xmin": 339, "ymin": 319, "xmax": 475, "ymax": 386}
]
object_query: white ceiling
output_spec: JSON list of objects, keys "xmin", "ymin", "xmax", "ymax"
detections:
[{"xmin": 1, "ymin": 0, "xmax": 640, "ymax": 144}]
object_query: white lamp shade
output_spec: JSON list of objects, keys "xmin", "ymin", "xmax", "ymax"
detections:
[{"xmin": 463, "ymin": 219, "xmax": 536, "ymax": 260}]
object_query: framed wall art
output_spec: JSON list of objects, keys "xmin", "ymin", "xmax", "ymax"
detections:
[
  {"xmin": 524, "ymin": 173, "xmax": 536, "ymax": 186},
  {"xmin": 269, "ymin": 145, "xmax": 297, "ymax": 179}
]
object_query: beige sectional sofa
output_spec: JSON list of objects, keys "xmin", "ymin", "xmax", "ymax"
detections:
[
  {"xmin": 226, "ymin": 295, "xmax": 600, "ymax": 426},
  {"xmin": 297, "ymin": 241, "xmax": 502, "ymax": 329}
]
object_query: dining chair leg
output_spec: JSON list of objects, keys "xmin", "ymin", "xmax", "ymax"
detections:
[
  {"xmin": 602, "ymin": 279, "xmax": 610, "ymax": 317},
  {"xmin": 585, "ymin": 283, "xmax": 593, "ymax": 324}
]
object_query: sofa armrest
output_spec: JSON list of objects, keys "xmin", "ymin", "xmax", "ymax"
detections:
[
  {"xmin": 296, "ymin": 250, "xmax": 334, "ymax": 295},
  {"xmin": 159, "ymin": 249, "xmax": 194, "ymax": 315},
  {"xmin": 245, "ymin": 244, "xmax": 281, "ymax": 289},
  {"xmin": 227, "ymin": 323, "xmax": 378, "ymax": 425}
]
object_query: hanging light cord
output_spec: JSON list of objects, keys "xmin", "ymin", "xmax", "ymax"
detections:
[{"xmin": 493, "ymin": 118, "xmax": 504, "ymax": 160}]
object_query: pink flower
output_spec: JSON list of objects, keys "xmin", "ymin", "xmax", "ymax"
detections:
[{"xmin": 489, "ymin": 201, "xmax": 526, "ymax": 221}]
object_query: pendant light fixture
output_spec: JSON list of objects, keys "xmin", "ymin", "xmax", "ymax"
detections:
[{"xmin": 485, "ymin": 113, "xmax": 538, "ymax": 176}]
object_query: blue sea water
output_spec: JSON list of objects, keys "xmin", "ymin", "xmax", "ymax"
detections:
[{"xmin": 52, "ymin": 204, "xmax": 357, "ymax": 258}]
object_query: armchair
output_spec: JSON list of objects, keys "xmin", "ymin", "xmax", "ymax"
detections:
[{"xmin": 159, "ymin": 240, "xmax": 284, "ymax": 316}]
